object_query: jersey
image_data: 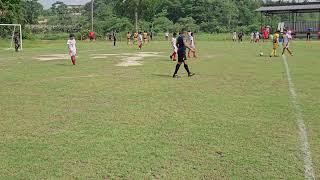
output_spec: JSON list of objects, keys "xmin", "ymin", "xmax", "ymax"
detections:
[
  {"xmin": 171, "ymin": 37, "xmax": 177, "ymax": 52},
  {"xmin": 67, "ymin": 39, "xmax": 76, "ymax": 55},
  {"xmin": 143, "ymin": 32, "xmax": 147, "ymax": 39},
  {"xmin": 138, "ymin": 34, "xmax": 143, "ymax": 42},
  {"xmin": 127, "ymin": 33, "xmax": 131, "ymax": 39},
  {"xmin": 176, "ymin": 35, "xmax": 186, "ymax": 52},
  {"xmin": 273, "ymin": 33, "xmax": 279, "ymax": 44}
]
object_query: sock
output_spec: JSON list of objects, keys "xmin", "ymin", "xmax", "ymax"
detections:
[
  {"xmin": 173, "ymin": 64, "xmax": 181, "ymax": 75},
  {"xmin": 184, "ymin": 64, "xmax": 190, "ymax": 75}
]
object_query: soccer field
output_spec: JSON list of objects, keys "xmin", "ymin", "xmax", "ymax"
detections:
[{"xmin": 0, "ymin": 39, "xmax": 319, "ymax": 179}]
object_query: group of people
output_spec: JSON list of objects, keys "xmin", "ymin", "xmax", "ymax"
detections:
[
  {"xmin": 126, "ymin": 31, "xmax": 152, "ymax": 47},
  {"xmin": 270, "ymin": 29, "xmax": 293, "ymax": 57}
]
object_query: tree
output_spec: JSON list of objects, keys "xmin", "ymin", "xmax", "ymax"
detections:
[{"xmin": 23, "ymin": 0, "xmax": 43, "ymax": 24}]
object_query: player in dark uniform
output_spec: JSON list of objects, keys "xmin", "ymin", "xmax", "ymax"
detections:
[
  {"xmin": 14, "ymin": 32, "xmax": 20, "ymax": 52},
  {"xmin": 172, "ymin": 30, "xmax": 195, "ymax": 78}
]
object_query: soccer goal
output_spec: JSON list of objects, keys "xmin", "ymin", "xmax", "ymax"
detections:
[{"xmin": 0, "ymin": 24, "xmax": 23, "ymax": 50}]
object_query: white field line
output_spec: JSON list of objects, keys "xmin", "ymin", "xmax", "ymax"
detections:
[{"xmin": 282, "ymin": 55, "xmax": 315, "ymax": 180}]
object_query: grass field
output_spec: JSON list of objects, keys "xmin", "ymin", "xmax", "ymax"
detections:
[{"xmin": 0, "ymin": 39, "xmax": 319, "ymax": 179}]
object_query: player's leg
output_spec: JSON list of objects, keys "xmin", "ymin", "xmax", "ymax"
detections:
[
  {"xmin": 286, "ymin": 48, "xmax": 293, "ymax": 56},
  {"xmin": 187, "ymin": 49, "xmax": 191, "ymax": 58}
]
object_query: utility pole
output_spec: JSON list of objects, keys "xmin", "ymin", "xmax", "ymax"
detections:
[{"xmin": 91, "ymin": 0, "xmax": 94, "ymax": 32}]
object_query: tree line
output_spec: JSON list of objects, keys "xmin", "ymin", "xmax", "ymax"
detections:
[{"xmin": 4, "ymin": 0, "xmax": 318, "ymax": 39}]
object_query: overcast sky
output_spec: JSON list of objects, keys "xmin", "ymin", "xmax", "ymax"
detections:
[{"xmin": 39, "ymin": 0, "xmax": 91, "ymax": 9}]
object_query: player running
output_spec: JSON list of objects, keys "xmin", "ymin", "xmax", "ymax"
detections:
[
  {"xmin": 172, "ymin": 30, "xmax": 195, "ymax": 78},
  {"xmin": 232, "ymin": 31, "xmax": 237, "ymax": 42},
  {"xmin": 67, "ymin": 34, "xmax": 77, "ymax": 65},
  {"xmin": 282, "ymin": 29, "xmax": 293, "ymax": 56},
  {"xmin": 270, "ymin": 31, "xmax": 279, "ymax": 57},
  {"xmin": 188, "ymin": 32, "xmax": 197, "ymax": 58},
  {"xmin": 170, "ymin": 33, "xmax": 178, "ymax": 61}
]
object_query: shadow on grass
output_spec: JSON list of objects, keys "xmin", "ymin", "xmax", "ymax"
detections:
[{"xmin": 151, "ymin": 74, "xmax": 172, "ymax": 78}]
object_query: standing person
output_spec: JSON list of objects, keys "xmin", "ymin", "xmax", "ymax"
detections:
[
  {"xmin": 250, "ymin": 32, "xmax": 254, "ymax": 43},
  {"xmin": 307, "ymin": 29, "xmax": 311, "ymax": 42},
  {"xmin": 113, "ymin": 31, "xmax": 117, "ymax": 46},
  {"xmin": 233, "ymin": 31, "xmax": 237, "ymax": 42},
  {"xmin": 127, "ymin": 32, "xmax": 131, "ymax": 45},
  {"xmin": 165, "ymin": 31, "xmax": 169, "ymax": 41},
  {"xmin": 170, "ymin": 32, "xmax": 178, "ymax": 61},
  {"xmin": 282, "ymin": 29, "xmax": 293, "ymax": 56},
  {"xmin": 172, "ymin": 30, "xmax": 195, "ymax": 78},
  {"xmin": 270, "ymin": 31, "xmax": 280, "ymax": 57},
  {"xmin": 13, "ymin": 32, "xmax": 20, "ymax": 52},
  {"xmin": 89, "ymin": 31, "xmax": 95, "ymax": 41},
  {"xmin": 287, "ymin": 29, "xmax": 292, "ymax": 40},
  {"xmin": 188, "ymin": 32, "xmax": 197, "ymax": 58},
  {"xmin": 150, "ymin": 32, "xmax": 153, "ymax": 41},
  {"xmin": 255, "ymin": 31, "xmax": 260, "ymax": 43},
  {"xmin": 143, "ymin": 31, "xmax": 148, "ymax": 44},
  {"xmin": 238, "ymin": 32, "xmax": 243, "ymax": 42},
  {"xmin": 134, "ymin": 31, "xmax": 138, "ymax": 44},
  {"xmin": 138, "ymin": 32, "xmax": 143, "ymax": 50},
  {"xmin": 67, "ymin": 34, "xmax": 77, "ymax": 65}
]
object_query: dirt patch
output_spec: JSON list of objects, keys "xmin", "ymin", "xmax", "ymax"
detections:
[
  {"xmin": 37, "ymin": 54, "xmax": 70, "ymax": 61},
  {"xmin": 116, "ymin": 52, "xmax": 162, "ymax": 67}
]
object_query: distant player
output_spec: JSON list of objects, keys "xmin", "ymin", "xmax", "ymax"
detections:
[
  {"xmin": 134, "ymin": 31, "xmax": 138, "ymax": 44},
  {"xmin": 233, "ymin": 31, "xmax": 237, "ymax": 42},
  {"xmin": 89, "ymin": 31, "xmax": 95, "ymax": 41},
  {"xmin": 250, "ymin": 32, "xmax": 254, "ymax": 43},
  {"xmin": 287, "ymin": 29, "xmax": 292, "ymax": 40},
  {"xmin": 165, "ymin": 32, "xmax": 169, "ymax": 41},
  {"xmin": 255, "ymin": 31, "xmax": 260, "ymax": 42},
  {"xmin": 127, "ymin": 32, "xmax": 131, "ymax": 45},
  {"xmin": 67, "ymin": 34, "xmax": 77, "ymax": 65},
  {"xmin": 238, "ymin": 32, "xmax": 243, "ymax": 42},
  {"xmin": 188, "ymin": 32, "xmax": 197, "ymax": 58},
  {"xmin": 13, "ymin": 32, "xmax": 20, "ymax": 52},
  {"xmin": 172, "ymin": 30, "xmax": 195, "ymax": 78},
  {"xmin": 113, "ymin": 31, "xmax": 117, "ymax": 46},
  {"xmin": 282, "ymin": 29, "xmax": 293, "ymax": 56},
  {"xmin": 143, "ymin": 31, "xmax": 148, "ymax": 44},
  {"xmin": 170, "ymin": 32, "xmax": 178, "ymax": 61},
  {"xmin": 138, "ymin": 32, "xmax": 143, "ymax": 50},
  {"xmin": 270, "ymin": 31, "xmax": 279, "ymax": 57},
  {"xmin": 307, "ymin": 29, "xmax": 311, "ymax": 42}
]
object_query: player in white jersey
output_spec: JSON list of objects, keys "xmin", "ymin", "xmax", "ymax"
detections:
[
  {"xmin": 233, "ymin": 32, "xmax": 237, "ymax": 42},
  {"xmin": 67, "ymin": 34, "xmax": 77, "ymax": 65},
  {"xmin": 188, "ymin": 32, "xmax": 197, "ymax": 58},
  {"xmin": 282, "ymin": 29, "xmax": 293, "ymax": 56},
  {"xmin": 170, "ymin": 33, "xmax": 178, "ymax": 61}
]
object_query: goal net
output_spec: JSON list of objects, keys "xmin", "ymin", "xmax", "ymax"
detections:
[{"xmin": 0, "ymin": 24, "xmax": 23, "ymax": 50}]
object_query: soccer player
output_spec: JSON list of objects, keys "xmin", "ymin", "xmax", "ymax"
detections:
[
  {"xmin": 143, "ymin": 31, "xmax": 148, "ymax": 44},
  {"xmin": 170, "ymin": 32, "xmax": 178, "ymax": 61},
  {"xmin": 238, "ymin": 32, "xmax": 243, "ymax": 42},
  {"xmin": 127, "ymin": 32, "xmax": 131, "ymax": 45},
  {"xmin": 188, "ymin": 32, "xmax": 197, "ymax": 58},
  {"xmin": 232, "ymin": 31, "xmax": 237, "ymax": 42},
  {"xmin": 138, "ymin": 32, "xmax": 143, "ymax": 50},
  {"xmin": 172, "ymin": 30, "xmax": 195, "ymax": 78},
  {"xmin": 67, "ymin": 34, "xmax": 77, "ymax": 65},
  {"xmin": 165, "ymin": 32, "xmax": 169, "ymax": 41},
  {"xmin": 282, "ymin": 29, "xmax": 293, "ymax": 56},
  {"xmin": 270, "ymin": 31, "xmax": 279, "ymax": 57},
  {"xmin": 250, "ymin": 32, "xmax": 254, "ymax": 43},
  {"xmin": 13, "ymin": 32, "xmax": 20, "ymax": 52},
  {"xmin": 113, "ymin": 31, "xmax": 117, "ymax": 46},
  {"xmin": 134, "ymin": 31, "xmax": 138, "ymax": 44},
  {"xmin": 255, "ymin": 31, "xmax": 260, "ymax": 43},
  {"xmin": 307, "ymin": 29, "xmax": 311, "ymax": 42}
]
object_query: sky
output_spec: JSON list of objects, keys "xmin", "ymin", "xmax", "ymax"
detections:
[{"xmin": 39, "ymin": 0, "xmax": 91, "ymax": 9}]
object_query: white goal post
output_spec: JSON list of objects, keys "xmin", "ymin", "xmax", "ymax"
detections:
[{"xmin": 0, "ymin": 24, "xmax": 23, "ymax": 50}]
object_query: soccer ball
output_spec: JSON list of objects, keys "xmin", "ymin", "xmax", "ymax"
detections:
[{"xmin": 259, "ymin": 52, "xmax": 264, "ymax": 56}]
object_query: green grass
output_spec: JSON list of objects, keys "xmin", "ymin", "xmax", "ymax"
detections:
[{"xmin": 0, "ymin": 39, "xmax": 319, "ymax": 179}]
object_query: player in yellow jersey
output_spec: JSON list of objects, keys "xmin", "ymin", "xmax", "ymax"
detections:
[{"xmin": 270, "ymin": 31, "xmax": 280, "ymax": 57}]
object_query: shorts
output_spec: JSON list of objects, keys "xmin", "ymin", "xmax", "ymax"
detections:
[
  {"xmin": 177, "ymin": 49, "xmax": 186, "ymax": 62},
  {"xmin": 273, "ymin": 43, "xmax": 279, "ymax": 49},
  {"xmin": 69, "ymin": 50, "xmax": 76, "ymax": 56}
]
